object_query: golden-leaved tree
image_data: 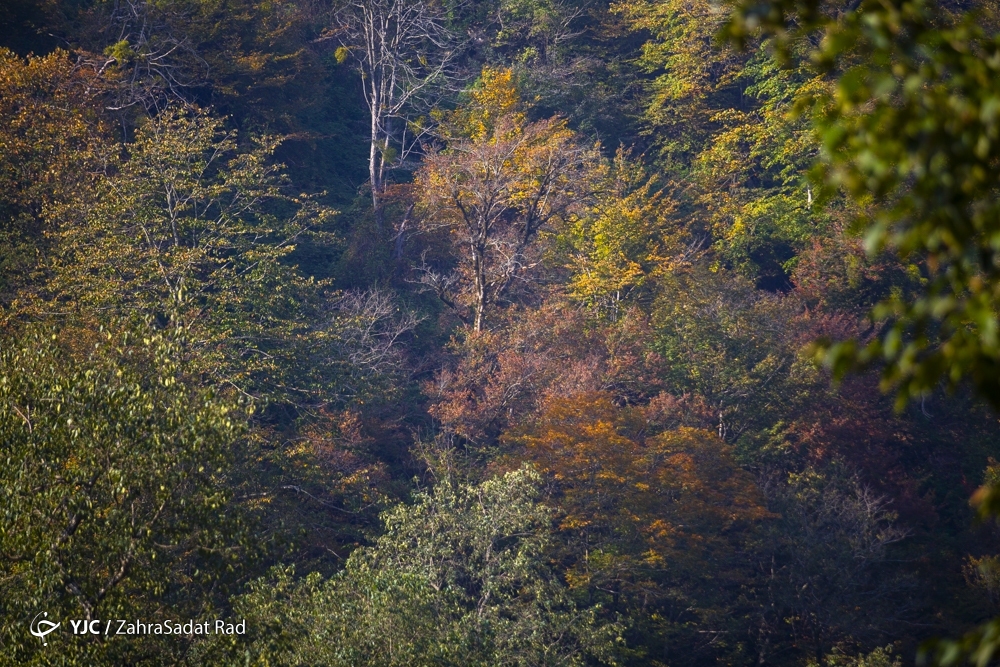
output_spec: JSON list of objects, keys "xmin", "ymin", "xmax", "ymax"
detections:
[
  {"xmin": 561, "ymin": 147, "xmax": 682, "ymax": 318},
  {"xmin": 507, "ymin": 392, "xmax": 773, "ymax": 662},
  {"xmin": 0, "ymin": 48, "xmax": 109, "ymax": 309},
  {"xmin": 414, "ymin": 68, "xmax": 598, "ymax": 332}
]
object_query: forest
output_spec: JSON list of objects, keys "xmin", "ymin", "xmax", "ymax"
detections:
[{"xmin": 2, "ymin": 0, "xmax": 1000, "ymax": 664}]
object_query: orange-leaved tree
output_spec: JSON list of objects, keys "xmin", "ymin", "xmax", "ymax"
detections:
[
  {"xmin": 506, "ymin": 392, "xmax": 772, "ymax": 657},
  {"xmin": 414, "ymin": 68, "xmax": 598, "ymax": 332}
]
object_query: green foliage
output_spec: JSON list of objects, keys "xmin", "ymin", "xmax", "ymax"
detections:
[
  {"xmin": 694, "ymin": 51, "xmax": 825, "ymax": 286},
  {"xmin": 615, "ymin": 0, "xmax": 830, "ymax": 289},
  {"xmin": 650, "ymin": 265, "xmax": 813, "ymax": 439},
  {"xmin": 5, "ymin": 0, "xmax": 1000, "ymax": 665},
  {"xmin": 614, "ymin": 0, "xmax": 741, "ymax": 167},
  {"xmin": 201, "ymin": 467, "xmax": 621, "ymax": 666},
  {"xmin": 807, "ymin": 0, "xmax": 1000, "ymax": 409},
  {"xmin": 809, "ymin": 644, "xmax": 903, "ymax": 667},
  {"xmin": 39, "ymin": 106, "xmax": 354, "ymax": 406},
  {"xmin": 724, "ymin": 0, "xmax": 1000, "ymax": 407},
  {"xmin": 0, "ymin": 324, "xmax": 247, "ymax": 665}
]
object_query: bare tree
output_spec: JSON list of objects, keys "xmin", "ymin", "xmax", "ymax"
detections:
[
  {"xmin": 92, "ymin": 0, "xmax": 210, "ymax": 112},
  {"xmin": 324, "ymin": 0, "xmax": 458, "ymax": 230},
  {"xmin": 330, "ymin": 287, "xmax": 423, "ymax": 376}
]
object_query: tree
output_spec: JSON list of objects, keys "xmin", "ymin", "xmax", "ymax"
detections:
[
  {"xmin": 691, "ymin": 52, "xmax": 825, "ymax": 290},
  {"xmin": 425, "ymin": 295, "xmax": 671, "ymax": 446},
  {"xmin": 747, "ymin": 471, "xmax": 911, "ymax": 665},
  {"xmin": 560, "ymin": 147, "xmax": 683, "ymax": 318},
  {"xmin": 36, "ymin": 106, "xmax": 353, "ymax": 407},
  {"xmin": 0, "ymin": 48, "xmax": 109, "ymax": 309},
  {"xmin": 93, "ymin": 0, "xmax": 210, "ymax": 112},
  {"xmin": 650, "ymin": 265, "xmax": 811, "ymax": 442},
  {"xmin": 491, "ymin": 0, "xmax": 630, "ymax": 144},
  {"xmin": 415, "ymin": 68, "xmax": 596, "ymax": 331},
  {"xmin": 326, "ymin": 0, "xmax": 458, "ymax": 230},
  {"xmin": 612, "ymin": 0, "xmax": 745, "ymax": 169},
  {"xmin": 0, "ymin": 324, "xmax": 247, "ymax": 665},
  {"xmin": 198, "ymin": 467, "xmax": 621, "ymax": 666},
  {"xmin": 615, "ymin": 0, "xmax": 831, "ymax": 290},
  {"xmin": 723, "ymin": 0, "xmax": 1000, "ymax": 408},
  {"xmin": 509, "ymin": 392, "xmax": 772, "ymax": 665}
]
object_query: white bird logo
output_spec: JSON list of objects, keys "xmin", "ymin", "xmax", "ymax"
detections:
[{"xmin": 30, "ymin": 612, "xmax": 60, "ymax": 645}]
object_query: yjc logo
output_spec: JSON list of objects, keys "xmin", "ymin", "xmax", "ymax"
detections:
[
  {"xmin": 70, "ymin": 619, "xmax": 102, "ymax": 634},
  {"xmin": 29, "ymin": 612, "xmax": 60, "ymax": 646}
]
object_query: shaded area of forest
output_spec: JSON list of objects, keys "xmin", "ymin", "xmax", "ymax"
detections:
[{"xmin": 2, "ymin": 0, "xmax": 1000, "ymax": 665}]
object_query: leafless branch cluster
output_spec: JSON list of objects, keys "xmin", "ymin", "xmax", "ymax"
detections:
[
  {"xmin": 322, "ymin": 0, "xmax": 461, "ymax": 228},
  {"xmin": 495, "ymin": 0, "xmax": 588, "ymax": 53},
  {"xmin": 747, "ymin": 474, "xmax": 914, "ymax": 662},
  {"xmin": 95, "ymin": 0, "xmax": 210, "ymax": 112},
  {"xmin": 819, "ymin": 483, "xmax": 910, "ymax": 560},
  {"xmin": 412, "ymin": 250, "xmax": 462, "ymax": 312},
  {"xmin": 328, "ymin": 287, "xmax": 423, "ymax": 376}
]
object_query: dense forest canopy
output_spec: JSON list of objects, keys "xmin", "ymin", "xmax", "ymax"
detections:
[{"xmin": 3, "ymin": 0, "xmax": 1000, "ymax": 664}]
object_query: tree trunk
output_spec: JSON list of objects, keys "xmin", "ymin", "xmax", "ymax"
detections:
[
  {"xmin": 473, "ymin": 247, "xmax": 485, "ymax": 332},
  {"xmin": 369, "ymin": 109, "xmax": 384, "ymax": 232},
  {"xmin": 394, "ymin": 203, "xmax": 413, "ymax": 261}
]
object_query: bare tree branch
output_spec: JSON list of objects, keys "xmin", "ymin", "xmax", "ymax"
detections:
[{"xmin": 324, "ymin": 0, "xmax": 462, "ymax": 230}]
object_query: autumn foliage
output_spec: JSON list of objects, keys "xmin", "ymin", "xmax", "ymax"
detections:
[
  {"xmin": 509, "ymin": 393, "xmax": 771, "ymax": 614},
  {"xmin": 4, "ymin": 0, "xmax": 1000, "ymax": 664}
]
